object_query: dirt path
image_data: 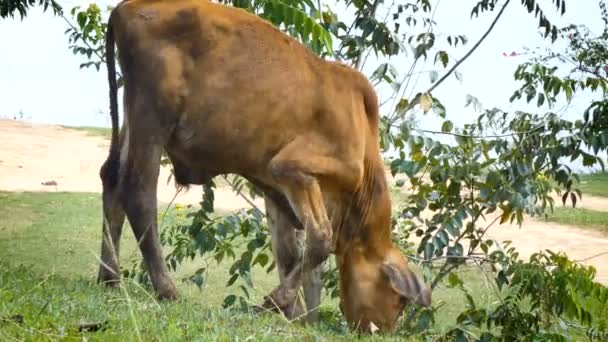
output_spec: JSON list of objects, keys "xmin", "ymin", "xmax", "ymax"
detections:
[
  {"xmin": 0, "ymin": 119, "xmax": 264, "ymax": 211},
  {"xmin": 1, "ymin": 119, "xmax": 607, "ymax": 283}
]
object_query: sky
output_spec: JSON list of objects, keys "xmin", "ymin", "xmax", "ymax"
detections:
[{"xmin": 0, "ymin": 0, "xmax": 604, "ymax": 143}]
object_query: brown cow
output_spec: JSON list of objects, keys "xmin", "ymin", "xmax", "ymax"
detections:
[{"xmin": 97, "ymin": 0, "xmax": 431, "ymax": 333}]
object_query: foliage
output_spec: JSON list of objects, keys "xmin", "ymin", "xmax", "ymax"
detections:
[
  {"xmin": 510, "ymin": 13, "xmax": 608, "ymax": 162},
  {"xmin": 122, "ymin": 181, "xmax": 276, "ymax": 311},
  {"xmin": 543, "ymin": 206, "xmax": 608, "ymax": 232},
  {"xmin": 442, "ymin": 248, "xmax": 608, "ymax": 341},
  {"xmin": 55, "ymin": 0, "xmax": 608, "ymax": 339},
  {"xmin": 577, "ymin": 172, "xmax": 608, "ymax": 197},
  {"xmin": 64, "ymin": 4, "xmax": 109, "ymax": 72},
  {"xmin": 0, "ymin": 0, "xmax": 62, "ymax": 19}
]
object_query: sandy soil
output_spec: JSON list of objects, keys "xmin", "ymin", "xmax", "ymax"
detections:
[
  {"xmin": 1, "ymin": 119, "xmax": 607, "ymax": 283},
  {"xmin": 0, "ymin": 119, "xmax": 263, "ymax": 211}
]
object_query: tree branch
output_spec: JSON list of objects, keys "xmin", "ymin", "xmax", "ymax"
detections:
[
  {"xmin": 428, "ymin": 0, "xmax": 511, "ymax": 94},
  {"xmin": 399, "ymin": 0, "xmax": 512, "ymax": 116},
  {"xmin": 409, "ymin": 254, "xmax": 495, "ymax": 265},
  {"xmin": 390, "ymin": 123, "xmax": 544, "ymax": 139},
  {"xmin": 221, "ymin": 175, "xmax": 266, "ymax": 216},
  {"xmin": 354, "ymin": 0, "xmax": 382, "ymax": 70},
  {"xmin": 61, "ymin": 11, "xmax": 124, "ymax": 79},
  {"xmin": 357, "ymin": 0, "xmax": 394, "ymax": 71}
]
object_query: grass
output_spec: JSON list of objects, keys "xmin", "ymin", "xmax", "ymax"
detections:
[
  {"xmin": 0, "ymin": 191, "xmax": 508, "ymax": 340},
  {"xmin": 544, "ymin": 206, "xmax": 608, "ymax": 232},
  {"xmin": 62, "ymin": 125, "xmax": 112, "ymax": 139},
  {"xmin": 577, "ymin": 172, "xmax": 608, "ymax": 198}
]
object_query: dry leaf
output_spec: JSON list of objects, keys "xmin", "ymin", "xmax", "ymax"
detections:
[{"xmin": 420, "ymin": 93, "xmax": 432, "ymax": 113}]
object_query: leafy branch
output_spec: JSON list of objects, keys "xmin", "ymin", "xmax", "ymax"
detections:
[
  {"xmin": 0, "ymin": 0, "xmax": 62, "ymax": 19},
  {"xmin": 392, "ymin": 0, "xmax": 512, "ymax": 121}
]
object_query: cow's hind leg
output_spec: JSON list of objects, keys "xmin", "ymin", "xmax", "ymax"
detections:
[
  {"xmin": 98, "ymin": 157, "xmax": 126, "ymax": 286},
  {"xmin": 119, "ymin": 134, "xmax": 177, "ymax": 300}
]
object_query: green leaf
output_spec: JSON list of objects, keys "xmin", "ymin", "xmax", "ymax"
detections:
[
  {"xmin": 420, "ymin": 93, "xmax": 432, "ymax": 113},
  {"xmin": 570, "ymin": 192, "xmax": 577, "ymax": 208},
  {"xmin": 303, "ymin": 17, "xmax": 313, "ymax": 40},
  {"xmin": 253, "ymin": 253, "xmax": 269, "ymax": 267},
  {"xmin": 447, "ymin": 243, "xmax": 464, "ymax": 263},
  {"xmin": 441, "ymin": 120, "xmax": 454, "ymax": 133},
  {"xmin": 424, "ymin": 242, "xmax": 435, "ymax": 260},
  {"xmin": 77, "ymin": 11, "xmax": 87, "ymax": 28},
  {"xmin": 582, "ymin": 153, "xmax": 597, "ymax": 166},
  {"xmin": 438, "ymin": 230, "xmax": 449, "ymax": 246},
  {"xmin": 563, "ymin": 82, "xmax": 573, "ymax": 101},
  {"xmin": 261, "ymin": 0, "xmax": 333, "ymax": 55},
  {"xmin": 537, "ymin": 92, "xmax": 545, "ymax": 107},
  {"xmin": 222, "ymin": 294, "xmax": 236, "ymax": 308},
  {"xmin": 454, "ymin": 70, "xmax": 463, "ymax": 83},
  {"xmin": 429, "ymin": 70, "xmax": 439, "ymax": 83},
  {"xmin": 226, "ymin": 273, "xmax": 238, "ymax": 287},
  {"xmin": 439, "ymin": 51, "xmax": 449, "ymax": 67},
  {"xmin": 448, "ymin": 272, "xmax": 463, "ymax": 288},
  {"xmin": 190, "ymin": 274, "xmax": 204, "ymax": 288},
  {"xmin": 496, "ymin": 270, "xmax": 508, "ymax": 290},
  {"xmin": 500, "ymin": 205, "xmax": 512, "ymax": 224}
]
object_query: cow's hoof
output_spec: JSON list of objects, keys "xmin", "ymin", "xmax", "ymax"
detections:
[
  {"xmin": 97, "ymin": 269, "xmax": 120, "ymax": 288},
  {"xmin": 254, "ymin": 287, "xmax": 305, "ymax": 321},
  {"xmin": 251, "ymin": 300, "xmax": 280, "ymax": 315},
  {"xmin": 157, "ymin": 287, "xmax": 178, "ymax": 301},
  {"xmin": 155, "ymin": 279, "xmax": 179, "ymax": 300}
]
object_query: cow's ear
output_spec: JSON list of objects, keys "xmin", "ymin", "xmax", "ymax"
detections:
[{"xmin": 381, "ymin": 261, "xmax": 432, "ymax": 307}]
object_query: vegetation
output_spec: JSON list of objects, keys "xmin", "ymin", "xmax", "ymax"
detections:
[
  {"xmin": 541, "ymin": 171, "xmax": 608, "ymax": 231},
  {"xmin": 0, "ymin": 0, "xmax": 61, "ymax": 20},
  {"xmin": 3, "ymin": 0, "xmax": 608, "ymax": 340},
  {"xmin": 62, "ymin": 125, "xmax": 111, "ymax": 139},
  {"xmin": 0, "ymin": 191, "xmax": 500, "ymax": 340},
  {"xmin": 544, "ymin": 207, "xmax": 608, "ymax": 232},
  {"xmin": 1, "ymin": 192, "xmax": 605, "ymax": 340},
  {"xmin": 578, "ymin": 172, "xmax": 608, "ymax": 198}
]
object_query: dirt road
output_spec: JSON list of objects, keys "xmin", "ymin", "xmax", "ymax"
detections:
[
  {"xmin": 1, "ymin": 119, "xmax": 607, "ymax": 283},
  {"xmin": 0, "ymin": 119, "xmax": 264, "ymax": 211}
]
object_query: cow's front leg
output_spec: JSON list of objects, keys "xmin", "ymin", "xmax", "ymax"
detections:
[
  {"xmin": 263, "ymin": 140, "xmax": 361, "ymax": 315},
  {"xmin": 256, "ymin": 196, "xmax": 306, "ymax": 320},
  {"xmin": 257, "ymin": 195, "xmax": 324, "ymax": 323}
]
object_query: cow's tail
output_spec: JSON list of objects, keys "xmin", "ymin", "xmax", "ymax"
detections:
[{"xmin": 101, "ymin": 11, "xmax": 120, "ymax": 189}]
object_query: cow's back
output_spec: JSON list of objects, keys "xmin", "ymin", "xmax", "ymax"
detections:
[{"xmin": 111, "ymin": 0, "xmax": 375, "ymax": 178}]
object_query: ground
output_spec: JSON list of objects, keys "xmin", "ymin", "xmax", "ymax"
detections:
[
  {"xmin": 0, "ymin": 118, "xmax": 607, "ymax": 339},
  {"xmin": 0, "ymin": 119, "xmax": 259, "ymax": 211}
]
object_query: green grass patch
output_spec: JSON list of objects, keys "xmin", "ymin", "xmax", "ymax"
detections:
[
  {"xmin": 0, "ymin": 263, "xmax": 358, "ymax": 341},
  {"xmin": 62, "ymin": 125, "xmax": 112, "ymax": 139},
  {"xmin": 543, "ymin": 206, "xmax": 608, "ymax": 232},
  {"xmin": 577, "ymin": 172, "xmax": 608, "ymax": 198},
  {"xmin": 0, "ymin": 191, "xmax": 534, "ymax": 340}
]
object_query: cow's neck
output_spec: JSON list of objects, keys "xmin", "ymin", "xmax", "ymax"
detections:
[{"xmin": 336, "ymin": 155, "xmax": 393, "ymax": 256}]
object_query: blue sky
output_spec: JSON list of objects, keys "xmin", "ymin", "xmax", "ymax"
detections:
[{"xmin": 0, "ymin": 0, "xmax": 602, "ymax": 133}]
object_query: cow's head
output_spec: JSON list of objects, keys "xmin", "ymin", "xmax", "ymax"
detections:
[{"xmin": 338, "ymin": 244, "xmax": 431, "ymax": 333}]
